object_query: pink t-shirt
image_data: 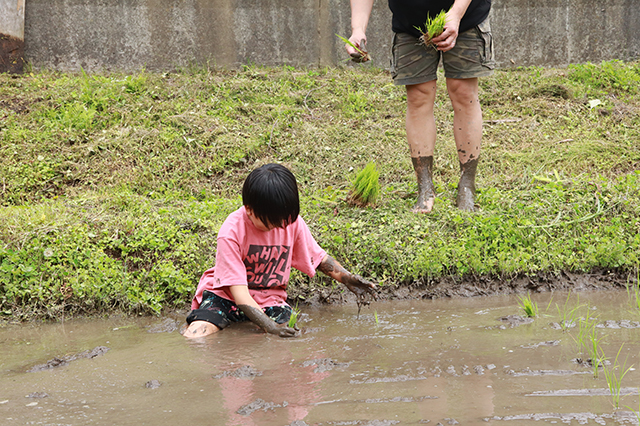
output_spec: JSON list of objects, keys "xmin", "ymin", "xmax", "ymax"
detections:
[{"xmin": 191, "ymin": 206, "xmax": 326, "ymax": 310}]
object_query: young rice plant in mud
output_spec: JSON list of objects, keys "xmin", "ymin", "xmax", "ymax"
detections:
[
  {"xmin": 415, "ymin": 8, "xmax": 449, "ymax": 48},
  {"xmin": 556, "ymin": 292, "xmax": 584, "ymax": 331},
  {"xmin": 602, "ymin": 344, "xmax": 634, "ymax": 409},
  {"xmin": 573, "ymin": 307, "xmax": 604, "ymax": 378},
  {"xmin": 626, "ymin": 393, "xmax": 640, "ymax": 423},
  {"xmin": 347, "ymin": 162, "xmax": 380, "ymax": 207},
  {"xmin": 517, "ymin": 292, "xmax": 538, "ymax": 318},
  {"xmin": 288, "ymin": 305, "xmax": 300, "ymax": 329},
  {"xmin": 626, "ymin": 267, "xmax": 640, "ymax": 314}
]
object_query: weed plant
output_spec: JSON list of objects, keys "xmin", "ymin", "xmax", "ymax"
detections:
[{"xmin": 0, "ymin": 61, "xmax": 639, "ymax": 318}]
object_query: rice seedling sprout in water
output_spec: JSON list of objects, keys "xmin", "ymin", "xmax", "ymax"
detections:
[
  {"xmin": 288, "ymin": 305, "xmax": 300, "ymax": 329},
  {"xmin": 517, "ymin": 292, "xmax": 538, "ymax": 317},
  {"xmin": 625, "ymin": 391, "xmax": 640, "ymax": 422},
  {"xmin": 415, "ymin": 8, "xmax": 449, "ymax": 47},
  {"xmin": 626, "ymin": 266, "xmax": 640, "ymax": 314},
  {"xmin": 602, "ymin": 344, "xmax": 634, "ymax": 409},
  {"xmin": 556, "ymin": 292, "xmax": 583, "ymax": 331},
  {"xmin": 347, "ymin": 162, "xmax": 380, "ymax": 207}
]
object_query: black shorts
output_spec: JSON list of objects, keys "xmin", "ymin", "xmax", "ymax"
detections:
[{"xmin": 186, "ymin": 290, "xmax": 293, "ymax": 330}]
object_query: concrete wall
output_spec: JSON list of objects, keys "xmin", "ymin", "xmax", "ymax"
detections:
[
  {"xmin": 0, "ymin": 0, "xmax": 26, "ymax": 72},
  {"xmin": 17, "ymin": 0, "xmax": 640, "ymax": 73}
]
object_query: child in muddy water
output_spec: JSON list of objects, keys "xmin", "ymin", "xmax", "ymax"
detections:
[{"xmin": 182, "ymin": 163, "xmax": 377, "ymax": 339}]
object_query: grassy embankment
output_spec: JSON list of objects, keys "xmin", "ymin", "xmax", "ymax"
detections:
[{"xmin": 1, "ymin": 61, "xmax": 639, "ymax": 319}]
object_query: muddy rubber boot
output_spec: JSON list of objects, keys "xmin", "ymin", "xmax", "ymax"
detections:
[
  {"xmin": 456, "ymin": 158, "xmax": 478, "ymax": 212},
  {"xmin": 411, "ymin": 156, "xmax": 435, "ymax": 213}
]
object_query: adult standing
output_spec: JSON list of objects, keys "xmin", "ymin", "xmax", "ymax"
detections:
[{"xmin": 347, "ymin": 0, "xmax": 494, "ymax": 212}]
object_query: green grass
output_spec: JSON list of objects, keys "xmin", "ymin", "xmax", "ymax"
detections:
[{"xmin": 1, "ymin": 61, "xmax": 639, "ymax": 319}]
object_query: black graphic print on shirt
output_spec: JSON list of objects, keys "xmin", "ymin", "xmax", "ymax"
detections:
[{"xmin": 244, "ymin": 245, "xmax": 291, "ymax": 289}]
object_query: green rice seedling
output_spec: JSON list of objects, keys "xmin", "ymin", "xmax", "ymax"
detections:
[
  {"xmin": 556, "ymin": 292, "xmax": 583, "ymax": 331},
  {"xmin": 517, "ymin": 292, "xmax": 538, "ymax": 317},
  {"xmin": 347, "ymin": 162, "xmax": 380, "ymax": 207},
  {"xmin": 288, "ymin": 305, "xmax": 300, "ymax": 329},
  {"xmin": 374, "ymin": 310, "xmax": 379, "ymax": 326},
  {"xmin": 625, "ymin": 391, "xmax": 640, "ymax": 422},
  {"xmin": 336, "ymin": 34, "xmax": 371, "ymax": 62},
  {"xmin": 602, "ymin": 344, "xmax": 634, "ymax": 409},
  {"xmin": 626, "ymin": 266, "xmax": 640, "ymax": 314},
  {"xmin": 415, "ymin": 9, "xmax": 449, "ymax": 47}
]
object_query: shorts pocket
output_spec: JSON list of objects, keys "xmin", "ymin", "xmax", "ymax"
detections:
[
  {"xmin": 476, "ymin": 18, "xmax": 495, "ymax": 70},
  {"xmin": 389, "ymin": 33, "xmax": 399, "ymax": 78}
]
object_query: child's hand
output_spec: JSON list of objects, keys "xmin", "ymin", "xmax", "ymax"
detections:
[
  {"xmin": 269, "ymin": 323, "xmax": 300, "ymax": 338},
  {"xmin": 343, "ymin": 273, "xmax": 377, "ymax": 305},
  {"xmin": 318, "ymin": 255, "xmax": 378, "ymax": 305}
]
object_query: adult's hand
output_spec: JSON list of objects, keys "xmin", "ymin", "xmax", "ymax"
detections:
[
  {"xmin": 347, "ymin": 31, "xmax": 370, "ymax": 63},
  {"xmin": 430, "ymin": 13, "xmax": 461, "ymax": 52}
]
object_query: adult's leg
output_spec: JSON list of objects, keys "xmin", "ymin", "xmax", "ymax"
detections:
[
  {"xmin": 182, "ymin": 320, "xmax": 220, "ymax": 338},
  {"xmin": 406, "ymin": 81, "xmax": 437, "ymax": 213},
  {"xmin": 446, "ymin": 77, "xmax": 482, "ymax": 211}
]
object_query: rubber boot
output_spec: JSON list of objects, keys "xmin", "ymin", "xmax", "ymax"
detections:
[
  {"xmin": 411, "ymin": 156, "xmax": 435, "ymax": 213},
  {"xmin": 456, "ymin": 158, "xmax": 478, "ymax": 211}
]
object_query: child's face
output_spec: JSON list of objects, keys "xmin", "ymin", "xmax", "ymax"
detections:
[{"xmin": 245, "ymin": 207, "xmax": 278, "ymax": 232}]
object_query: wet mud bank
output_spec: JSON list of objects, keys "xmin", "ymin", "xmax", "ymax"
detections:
[{"xmin": 290, "ymin": 268, "xmax": 636, "ymax": 307}]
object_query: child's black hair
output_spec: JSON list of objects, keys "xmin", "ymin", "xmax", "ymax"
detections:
[{"xmin": 242, "ymin": 163, "xmax": 300, "ymax": 228}]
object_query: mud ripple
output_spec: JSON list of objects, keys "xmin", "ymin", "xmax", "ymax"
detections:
[
  {"xmin": 498, "ymin": 315, "xmax": 534, "ymax": 327},
  {"xmin": 350, "ymin": 374, "xmax": 427, "ymax": 384},
  {"xmin": 236, "ymin": 398, "xmax": 288, "ymax": 416},
  {"xmin": 213, "ymin": 365, "xmax": 262, "ymax": 379},
  {"xmin": 301, "ymin": 358, "xmax": 350, "ymax": 373},
  {"xmin": 526, "ymin": 387, "xmax": 638, "ymax": 396},
  {"xmin": 27, "ymin": 346, "xmax": 110, "ymax": 372},
  {"xmin": 486, "ymin": 411, "xmax": 638, "ymax": 425},
  {"xmin": 147, "ymin": 318, "xmax": 179, "ymax": 333},
  {"xmin": 506, "ymin": 368, "xmax": 589, "ymax": 377},
  {"xmin": 597, "ymin": 319, "xmax": 640, "ymax": 329},
  {"xmin": 521, "ymin": 340, "xmax": 560, "ymax": 349}
]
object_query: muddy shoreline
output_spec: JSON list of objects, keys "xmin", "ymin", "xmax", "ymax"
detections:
[
  {"xmin": 289, "ymin": 268, "xmax": 636, "ymax": 307},
  {"xmin": 0, "ymin": 269, "xmax": 635, "ymax": 324}
]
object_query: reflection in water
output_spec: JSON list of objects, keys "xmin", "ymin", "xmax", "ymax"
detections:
[{"xmin": 1, "ymin": 291, "xmax": 639, "ymax": 425}]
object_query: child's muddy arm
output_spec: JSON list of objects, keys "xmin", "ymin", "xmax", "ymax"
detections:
[
  {"xmin": 317, "ymin": 255, "xmax": 377, "ymax": 303},
  {"xmin": 229, "ymin": 285, "xmax": 298, "ymax": 338}
]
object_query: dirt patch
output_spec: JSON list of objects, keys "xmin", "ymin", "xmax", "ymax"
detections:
[{"xmin": 27, "ymin": 346, "xmax": 110, "ymax": 372}]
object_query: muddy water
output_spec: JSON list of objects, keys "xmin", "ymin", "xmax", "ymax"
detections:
[{"xmin": 2, "ymin": 290, "xmax": 640, "ymax": 426}]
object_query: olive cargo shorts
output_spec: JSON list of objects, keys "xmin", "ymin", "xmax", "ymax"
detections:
[{"xmin": 390, "ymin": 17, "xmax": 495, "ymax": 85}]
